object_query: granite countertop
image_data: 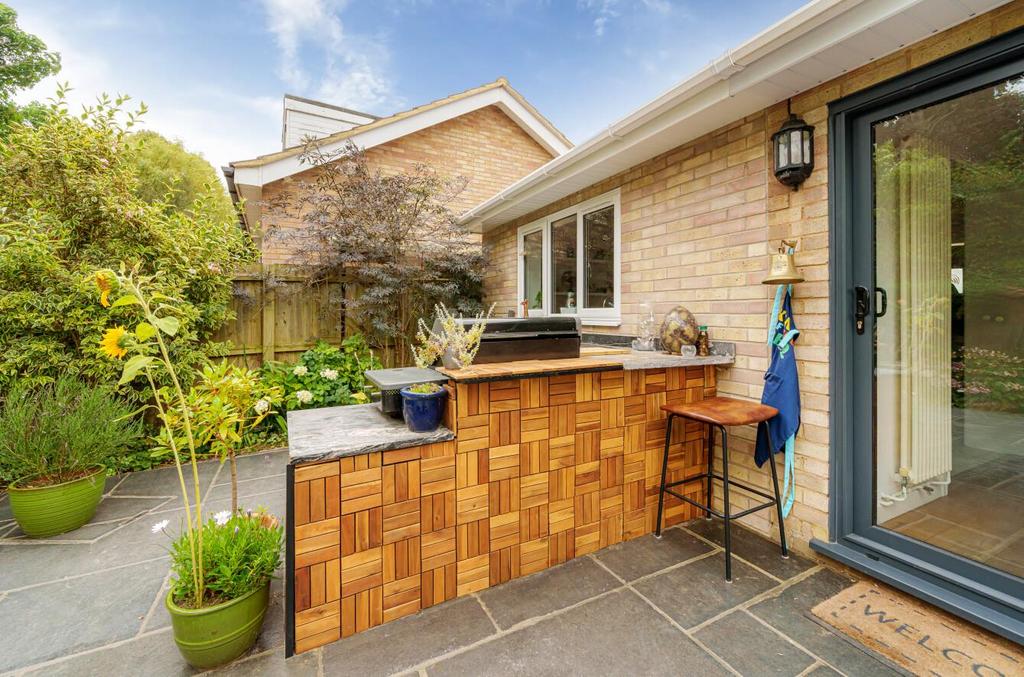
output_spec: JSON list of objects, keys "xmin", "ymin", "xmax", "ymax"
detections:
[
  {"xmin": 600, "ymin": 350, "xmax": 734, "ymax": 370},
  {"xmin": 288, "ymin": 403, "xmax": 454, "ymax": 465}
]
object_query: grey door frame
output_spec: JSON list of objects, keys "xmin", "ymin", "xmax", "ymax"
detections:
[{"xmin": 812, "ymin": 26, "xmax": 1024, "ymax": 644}]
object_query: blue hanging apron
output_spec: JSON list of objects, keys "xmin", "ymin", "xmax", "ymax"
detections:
[{"xmin": 754, "ymin": 283, "xmax": 800, "ymax": 518}]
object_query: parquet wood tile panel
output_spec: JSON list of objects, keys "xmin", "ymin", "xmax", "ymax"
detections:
[
  {"xmin": 456, "ymin": 518, "xmax": 490, "ymax": 560},
  {"xmin": 548, "ymin": 435, "xmax": 575, "ymax": 469},
  {"xmin": 520, "ymin": 537, "xmax": 549, "ymax": 575},
  {"xmin": 548, "ymin": 374, "xmax": 576, "ymax": 406},
  {"xmin": 291, "ymin": 366, "xmax": 714, "ymax": 652},
  {"xmin": 575, "ymin": 400, "xmax": 601, "ymax": 432},
  {"xmin": 519, "ymin": 439, "xmax": 548, "ymax": 475},
  {"xmin": 489, "ymin": 477, "xmax": 520, "ymax": 515},
  {"xmin": 420, "ymin": 491, "xmax": 455, "ymax": 533},
  {"xmin": 456, "ymin": 553, "xmax": 490, "ymax": 595},
  {"xmin": 488, "ymin": 443, "xmax": 520, "ymax": 481}
]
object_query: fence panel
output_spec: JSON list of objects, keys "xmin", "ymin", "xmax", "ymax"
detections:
[{"xmin": 213, "ymin": 265, "xmax": 343, "ymax": 368}]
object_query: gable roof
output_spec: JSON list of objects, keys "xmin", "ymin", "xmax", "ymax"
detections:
[
  {"xmin": 230, "ymin": 78, "xmax": 572, "ymax": 188},
  {"xmin": 462, "ymin": 0, "xmax": 1012, "ymax": 231}
]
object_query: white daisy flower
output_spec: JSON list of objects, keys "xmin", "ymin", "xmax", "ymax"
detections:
[
  {"xmin": 292, "ymin": 365, "xmax": 308, "ymax": 376},
  {"xmin": 151, "ymin": 519, "xmax": 169, "ymax": 534},
  {"xmin": 295, "ymin": 389, "xmax": 313, "ymax": 404},
  {"xmin": 214, "ymin": 510, "xmax": 232, "ymax": 526},
  {"xmin": 253, "ymin": 398, "xmax": 271, "ymax": 415},
  {"xmin": 320, "ymin": 368, "xmax": 338, "ymax": 381}
]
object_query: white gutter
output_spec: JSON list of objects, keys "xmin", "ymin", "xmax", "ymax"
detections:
[{"xmin": 462, "ymin": 0, "xmax": 926, "ymax": 229}]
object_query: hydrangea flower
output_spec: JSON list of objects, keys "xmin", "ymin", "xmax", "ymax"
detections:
[
  {"xmin": 295, "ymin": 389, "xmax": 313, "ymax": 404},
  {"xmin": 320, "ymin": 368, "xmax": 338, "ymax": 381},
  {"xmin": 151, "ymin": 519, "xmax": 169, "ymax": 534},
  {"xmin": 214, "ymin": 510, "xmax": 232, "ymax": 526},
  {"xmin": 253, "ymin": 398, "xmax": 271, "ymax": 415},
  {"xmin": 292, "ymin": 365, "xmax": 308, "ymax": 376}
]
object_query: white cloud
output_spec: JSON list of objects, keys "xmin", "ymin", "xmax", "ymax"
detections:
[
  {"xmin": 578, "ymin": 0, "xmax": 677, "ymax": 37},
  {"xmin": 260, "ymin": 0, "xmax": 399, "ymax": 113}
]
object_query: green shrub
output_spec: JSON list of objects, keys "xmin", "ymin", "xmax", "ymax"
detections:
[
  {"xmin": 0, "ymin": 376, "xmax": 143, "ymax": 485},
  {"xmin": 0, "ymin": 91, "xmax": 255, "ymax": 396},
  {"xmin": 166, "ymin": 509, "xmax": 283, "ymax": 607},
  {"xmin": 260, "ymin": 336, "xmax": 382, "ymax": 416}
]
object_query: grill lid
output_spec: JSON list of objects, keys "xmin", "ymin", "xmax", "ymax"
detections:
[{"xmin": 435, "ymin": 316, "xmax": 581, "ymax": 340}]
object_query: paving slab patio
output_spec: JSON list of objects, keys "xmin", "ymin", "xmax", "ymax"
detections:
[{"xmin": 0, "ymin": 451, "xmax": 905, "ymax": 676}]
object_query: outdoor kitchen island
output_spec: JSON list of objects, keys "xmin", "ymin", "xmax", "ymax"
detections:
[{"xmin": 284, "ymin": 348, "xmax": 734, "ymax": 656}]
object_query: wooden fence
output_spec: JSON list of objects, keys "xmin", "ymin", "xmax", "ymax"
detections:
[{"xmin": 212, "ymin": 265, "xmax": 344, "ymax": 368}]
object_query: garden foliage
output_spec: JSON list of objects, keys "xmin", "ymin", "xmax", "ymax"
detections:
[
  {"xmin": 168, "ymin": 509, "xmax": 283, "ymax": 608},
  {"xmin": 260, "ymin": 336, "xmax": 380, "ymax": 416},
  {"xmin": 0, "ymin": 377, "xmax": 142, "ymax": 485},
  {"xmin": 264, "ymin": 141, "xmax": 485, "ymax": 365},
  {"xmin": 0, "ymin": 91, "xmax": 255, "ymax": 393}
]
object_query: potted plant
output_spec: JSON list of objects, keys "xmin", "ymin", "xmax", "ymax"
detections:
[
  {"xmin": 412, "ymin": 302, "xmax": 494, "ymax": 370},
  {"xmin": 400, "ymin": 382, "xmax": 448, "ymax": 432},
  {"xmin": 96, "ymin": 266, "xmax": 283, "ymax": 669},
  {"xmin": 0, "ymin": 377, "xmax": 141, "ymax": 537}
]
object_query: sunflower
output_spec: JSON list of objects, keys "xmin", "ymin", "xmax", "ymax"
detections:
[
  {"xmin": 100, "ymin": 326, "xmax": 129, "ymax": 359},
  {"xmin": 95, "ymin": 273, "xmax": 113, "ymax": 308}
]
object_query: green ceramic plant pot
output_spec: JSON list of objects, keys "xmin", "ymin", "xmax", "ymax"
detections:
[
  {"xmin": 8, "ymin": 465, "xmax": 106, "ymax": 538},
  {"xmin": 165, "ymin": 581, "xmax": 270, "ymax": 669}
]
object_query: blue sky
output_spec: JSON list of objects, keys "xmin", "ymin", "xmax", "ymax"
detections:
[{"xmin": 13, "ymin": 0, "xmax": 807, "ymax": 173}]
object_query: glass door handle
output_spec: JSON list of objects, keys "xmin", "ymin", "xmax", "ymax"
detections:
[
  {"xmin": 875, "ymin": 287, "xmax": 888, "ymax": 318},
  {"xmin": 854, "ymin": 285, "xmax": 870, "ymax": 335}
]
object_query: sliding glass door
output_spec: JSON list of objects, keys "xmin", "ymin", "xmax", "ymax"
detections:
[
  {"xmin": 824, "ymin": 30, "xmax": 1024, "ymax": 642},
  {"xmin": 871, "ymin": 76, "xmax": 1024, "ymax": 577}
]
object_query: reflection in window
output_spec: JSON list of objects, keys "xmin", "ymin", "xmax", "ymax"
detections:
[
  {"xmin": 583, "ymin": 206, "xmax": 614, "ymax": 309},
  {"xmin": 551, "ymin": 215, "xmax": 577, "ymax": 314},
  {"xmin": 522, "ymin": 230, "xmax": 543, "ymax": 310}
]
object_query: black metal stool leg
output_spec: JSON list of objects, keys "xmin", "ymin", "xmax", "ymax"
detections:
[
  {"xmin": 705, "ymin": 423, "xmax": 714, "ymax": 520},
  {"xmin": 654, "ymin": 414, "xmax": 673, "ymax": 538},
  {"xmin": 719, "ymin": 424, "xmax": 732, "ymax": 582},
  {"xmin": 763, "ymin": 421, "xmax": 789, "ymax": 558}
]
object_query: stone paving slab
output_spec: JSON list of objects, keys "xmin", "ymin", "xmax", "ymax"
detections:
[
  {"xmin": 475, "ymin": 556, "xmax": 619, "ymax": 630},
  {"xmin": 0, "ymin": 557, "xmax": 169, "ymax": 672},
  {"xmin": 1, "ymin": 446, "xmax": 904, "ymax": 677},
  {"xmin": 429, "ymin": 589, "xmax": 731, "ymax": 677}
]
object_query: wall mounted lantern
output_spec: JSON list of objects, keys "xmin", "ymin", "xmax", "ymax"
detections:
[{"xmin": 772, "ymin": 101, "xmax": 815, "ymax": 190}]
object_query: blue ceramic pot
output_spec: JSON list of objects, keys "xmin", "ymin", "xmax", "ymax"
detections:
[{"xmin": 400, "ymin": 387, "xmax": 448, "ymax": 433}]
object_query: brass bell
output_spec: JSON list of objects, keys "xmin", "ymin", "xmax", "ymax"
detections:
[{"xmin": 762, "ymin": 240, "xmax": 804, "ymax": 285}]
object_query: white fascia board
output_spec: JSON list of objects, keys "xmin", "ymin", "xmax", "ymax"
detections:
[
  {"xmin": 465, "ymin": 0, "xmax": 1002, "ymax": 230},
  {"xmin": 235, "ymin": 87, "xmax": 569, "ymax": 188}
]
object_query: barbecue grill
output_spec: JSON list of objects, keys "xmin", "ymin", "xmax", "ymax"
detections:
[{"xmin": 435, "ymin": 316, "xmax": 582, "ymax": 364}]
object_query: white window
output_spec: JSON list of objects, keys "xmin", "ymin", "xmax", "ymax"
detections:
[{"xmin": 517, "ymin": 189, "xmax": 621, "ymax": 326}]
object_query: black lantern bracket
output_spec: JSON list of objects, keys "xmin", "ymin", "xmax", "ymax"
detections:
[{"xmin": 772, "ymin": 99, "xmax": 815, "ymax": 190}]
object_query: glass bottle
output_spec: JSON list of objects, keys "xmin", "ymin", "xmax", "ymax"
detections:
[{"xmin": 697, "ymin": 325, "xmax": 710, "ymax": 357}]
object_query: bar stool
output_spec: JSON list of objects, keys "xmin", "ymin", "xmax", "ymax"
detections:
[{"xmin": 654, "ymin": 396, "xmax": 788, "ymax": 581}]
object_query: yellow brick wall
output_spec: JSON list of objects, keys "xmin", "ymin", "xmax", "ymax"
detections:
[
  {"xmin": 260, "ymin": 105, "xmax": 554, "ymax": 265},
  {"xmin": 481, "ymin": 2, "xmax": 1024, "ymax": 552}
]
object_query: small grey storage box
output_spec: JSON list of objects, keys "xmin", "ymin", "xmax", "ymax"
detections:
[{"xmin": 365, "ymin": 367, "xmax": 449, "ymax": 418}]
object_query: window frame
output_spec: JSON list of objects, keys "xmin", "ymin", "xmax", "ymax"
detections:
[{"xmin": 516, "ymin": 189, "xmax": 621, "ymax": 326}]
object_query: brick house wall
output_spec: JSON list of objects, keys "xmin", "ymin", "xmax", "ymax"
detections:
[
  {"xmin": 481, "ymin": 2, "xmax": 1024, "ymax": 553},
  {"xmin": 260, "ymin": 105, "xmax": 555, "ymax": 265}
]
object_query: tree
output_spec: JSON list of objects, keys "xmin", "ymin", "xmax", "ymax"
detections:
[
  {"xmin": 265, "ymin": 142, "xmax": 485, "ymax": 365},
  {"xmin": 0, "ymin": 91, "xmax": 256, "ymax": 392},
  {"xmin": 0, "ymin": 3, "xmax": 61, "ymax": 135},
  {"xmin": 130, "ymin": 130, "xmax": 237, "ymax": 227}
]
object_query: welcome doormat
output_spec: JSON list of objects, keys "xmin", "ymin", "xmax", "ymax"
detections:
[{"xmin": 811, "ymin": 581, "xmax": 1023, "ymax": 676}]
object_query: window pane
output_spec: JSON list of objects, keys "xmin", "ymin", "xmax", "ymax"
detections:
[
  {"xmin": 583, "ymin": 205, "xmax": 615, "ymax": 309},
  {"xmin": 522, "ymin": 230, "xmax": 543, "ymax": 310},
  {"xmin": 550, "ymin": 214, "xmax": 577, "ymax": 314}
]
